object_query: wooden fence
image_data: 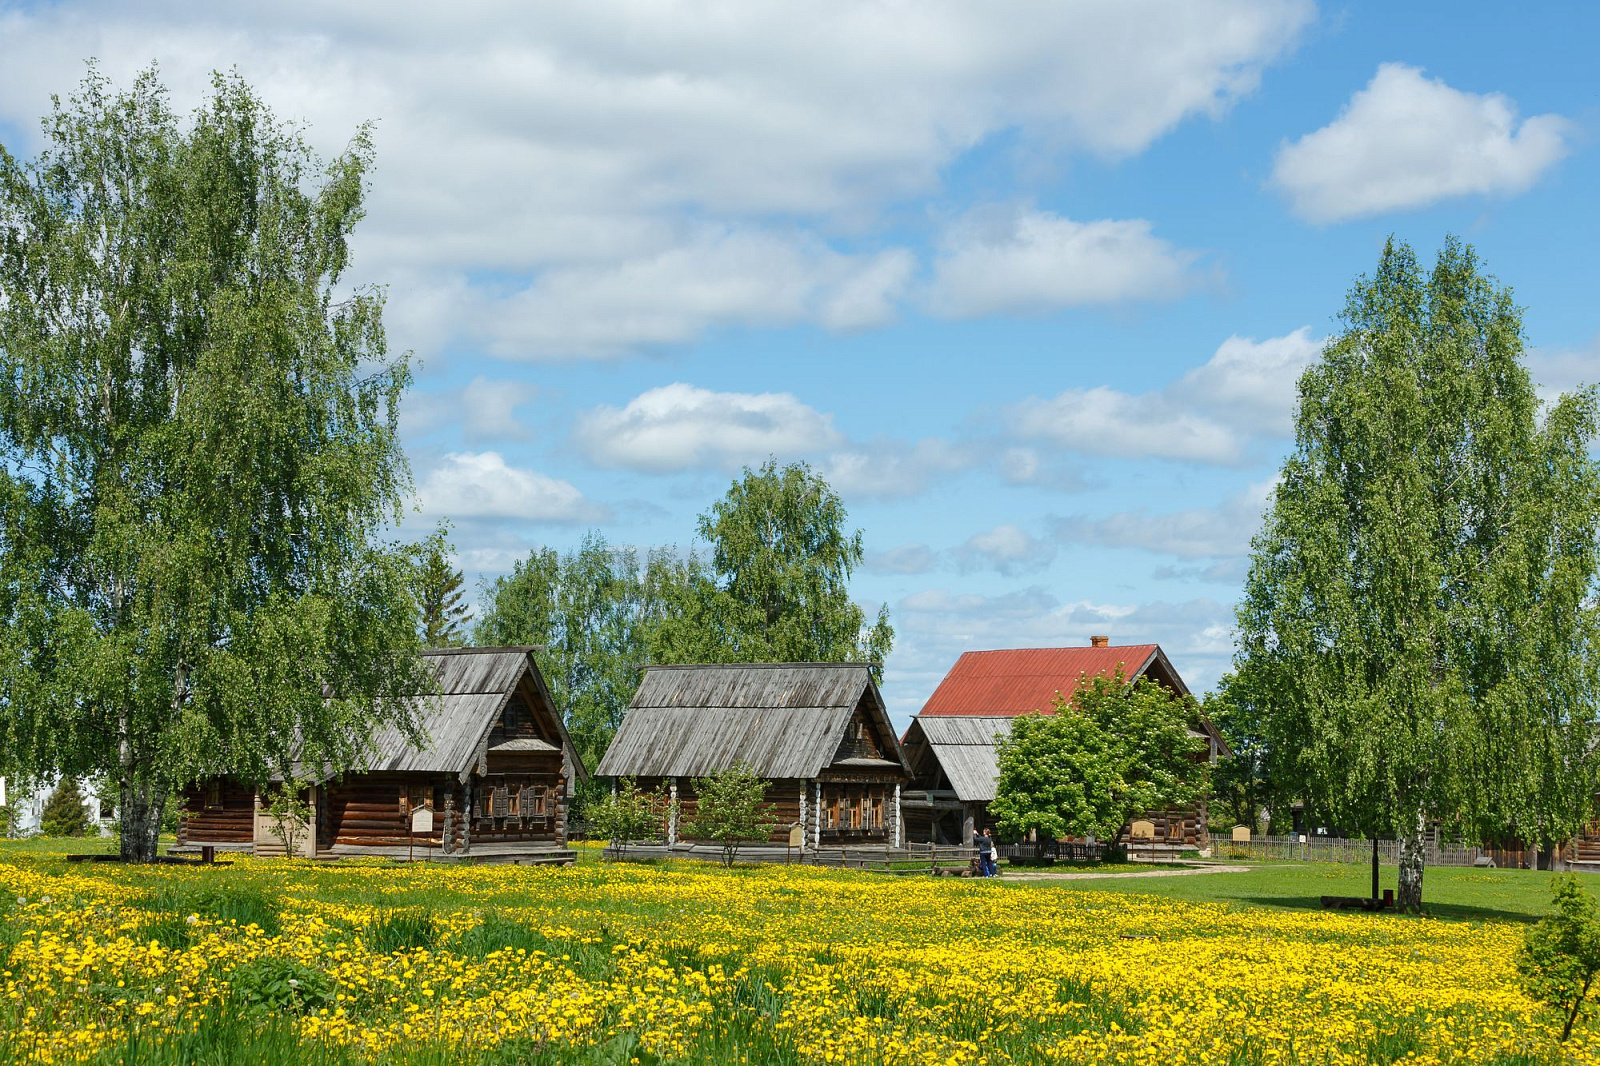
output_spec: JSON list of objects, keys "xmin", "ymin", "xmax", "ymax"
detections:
[
  {"xmin": 996, "ymin": 841, "xmax": 1120, "ymax": 864},
  {"xmin": 809, "ymin": 842, "xmax": 975, "ymax": 875},
  {"xmin": 1213, "ymin": 835, "xmax": 1510, "ymax": 867}
]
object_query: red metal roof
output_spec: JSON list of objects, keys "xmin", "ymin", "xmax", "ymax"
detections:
[{"xmin": 917, "ymin": 645, "xmax": 1161, "ymax": 717}]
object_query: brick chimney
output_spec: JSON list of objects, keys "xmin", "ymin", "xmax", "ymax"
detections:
[{"xmin": 1090, "ymin": 635, "xmax": 1109, "ymax": 648}]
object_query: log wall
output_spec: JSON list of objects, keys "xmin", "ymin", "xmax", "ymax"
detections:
[
  {"xmin": 637, "ymin": 777, "xmax": 805, "ymax": 844},
  {"xmin": 324, "ymin": 773, "xmax": 458, "ymax": 848},
  {"xmin": 816, "ymin": 781, "xmax": 892, "ymax": 844},
  {"xmin": 1120, "ymin": 803, "xmax": 1209, "ymax": 846},
  {"xmin": 176, "ymin": 779, "xmax": 254, "ymax": 845},
  {"xmin": 467, "ymin": 771, "xmax": 568, "ymax": 846}
]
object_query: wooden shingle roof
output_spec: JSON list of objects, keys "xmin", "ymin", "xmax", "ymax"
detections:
[
  {"xmin": 356, "ymin": 647, "xmax": 586, "ymax": 782},
  {"xmin": 902, "ymin": 716, "xmax": 1015, "ymax": 803},
  {"xmin": 596, "ymin": 662, "xmax": 908, "ymax": 779}
]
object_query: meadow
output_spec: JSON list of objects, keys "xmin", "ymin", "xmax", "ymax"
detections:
[{"xmin": 0, "ymin": 839, "xmax": 1587, "ymax": 1065}]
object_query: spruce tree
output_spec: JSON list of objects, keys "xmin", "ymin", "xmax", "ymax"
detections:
[
  {"xmin": 417, "ymin": 529, "xmax": 471, "ymax": 647},
  {"xmin": 39, "ymin": 777, "xmax": 93, "ymax": 838}
]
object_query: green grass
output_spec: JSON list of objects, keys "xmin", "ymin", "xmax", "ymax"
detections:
[
  {"xmin": 0, "ymin": 838, "xmax": 1563, "ymax": 924},
  {"xmin": 0, "ymin": 840, "xmax": 1581, "ymax": 1063},
  {"xmin": 1038, "ymin": 859, "xmax": 1563, "ymax": 922}
]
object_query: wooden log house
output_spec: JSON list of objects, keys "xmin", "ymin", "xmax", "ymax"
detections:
[
  {"xmin": 174, "ymin": 647, "xmax": 585, "ymax": 863},
  {"xmin": 595, "ymin": 662, "xmax": 910, "ymax": 849},
  {"xmin": 899, "ymin": 638, "xmax": 1225, "ymax": 849}
]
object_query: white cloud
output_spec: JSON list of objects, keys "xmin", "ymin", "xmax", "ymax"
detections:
[
  {"xmin": 926, "ymin": 206, "xmax": 1200, "ymax": 318},
  {"xmin": 1052, "ymin": 479, "xmax": 1275, "ymax": 559},
  {"xmin": 955, "ymin": 524, "xmax": 1058, "ymax": 576},
  {"xmin": 478, "ymin": 229, "xmax": 914, "ymax": 359},
  {"xmin": 575, "ymin": 384, "xmax": 977, "ymax": 499},
  {"xmin": 821, "ymin": 437, "xmax": 974, "ymax": 501},
  {"xmin": 1272, "ymin": 63, "xmax": 1572, "ymax": 223},
  {"xmin": 0, "ymin": 1, "xmax": 1311, "ymax": 356},
  {"xmin": 1013, "ymin": 386, "xmax": 1242, "ymax": 464},
  {"xmin": 416, "ymin": 451, "xmax": 605, "ymax": 523},
  {"xmin": 1174, "ymin": 327, "xmax": 1322, "ymax": 436},
  {"xmin": 863, "ymin": 543, "xmax": 940, "ymax": 576},
  {"xmin": 404, "ymin": 377, "xmax": 539, "ymax": 443},
  {"xmin": 1526, "ymin": 337, "xmax": 1600, "ymax": 407},
  {"xmin": 1009, "ymin": 328, "xmax": 1319, "ymax": 464},
  {"xmin": 574, "ymin": 383, "xmax": 841, "ymax": 472},
  {"xmin": 998, "ymin": 447, "xmax": 1094, "ymax": 492},
  {"xmin": 1153, "ymin": 558, "xmax": 1250, "ymax": 584}
]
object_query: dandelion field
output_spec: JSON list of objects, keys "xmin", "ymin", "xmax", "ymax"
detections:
[{"xmin": 0, "ymin": 844, "xmax": 1589, "ymax": 1065}]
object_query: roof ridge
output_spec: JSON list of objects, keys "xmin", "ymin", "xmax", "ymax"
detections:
[
  {"xmin": 643, "ymin": 661, "xmax": 873, "ymax": 671},
  {"xmin": 422, "ymin": 646, "xmax": 541, "ymax": 656},
  {"xmin": 961, "ymin": 643, "xmax": 1158, "ymax": 654}
]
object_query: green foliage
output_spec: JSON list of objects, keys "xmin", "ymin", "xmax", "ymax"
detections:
[
  {"xmin": 587, "ymin": 778, "xmax": 668, "ymax": 855},
  {"xmin": 454, "ymin": 916, "xmax": 621, "ymax": 981},
  {"xmin": 416, "ymin": 526, "xmax": 471, "ymax": 647},
  {"xmin": 38, "ymin": 777, "xmax": 92, "ymax": 838},
  {"xmin": 475, "ymin": 532, "xmax": 685, "ymax": 779},
  {"xmin": 139, "ymin": 877, "xmax": 283, "ymax": 941},
  {"xmin": 475, "ymin": 464, "xmax": 892, "ymax": 787},
  {"xmin": 1517, "ymin": 875, "xmax": 1600, "ymax": 1041},
  {"xmin": 650, "ymin": 460, "xmax": 893, "ymax": 680},
  {"xmin": 366, "ymin": 910, "xmax": 438, "ymax": 954},
  {"xmin": 1234, "ymin": 236, "xmax": 1600, "ymax": 910},
  {"xmin": 229, "ymin": 956, "xmax": 336, "ymax": 1017},
  {"xmin": 0, "ymin": 66, "xmax": 434, "ymax": 860},
  {"xmin": 1205, "ymin": 672, "xmax": 1285, "ymax": 833},
  {"xmin": 0, "ymin": 805, "xmax": 16, "ymax": 839},
  {"xmin": 991, "ymin": 673, "xmax": 1208, "ymax": 845},
  {"xmin": 686, "ymin": 762, "xmax": 779, "ymax": 866},
  {"xmin": 139, "ymin": 881, "xmax": 282, "ymax": 935},
  {"xmin": 263, "ymin": 779, "xmax": 314, "ymax": 859}
]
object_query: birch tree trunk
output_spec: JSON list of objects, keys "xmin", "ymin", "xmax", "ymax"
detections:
[
  {"xmin": 1397, "ymin": 807, "xmax": 1427, "ymax": 911},
  {"xmin": 118, "ymin": 778, "xmax": 165, "ymax": 863}
]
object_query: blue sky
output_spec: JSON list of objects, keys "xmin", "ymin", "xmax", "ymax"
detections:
[{"xmin": 2, "ymin": 1, "xmax": 1596, "ymax": 724}]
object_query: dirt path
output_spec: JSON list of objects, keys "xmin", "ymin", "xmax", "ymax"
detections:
[{"xmin": 1000, "ymin": 863, "xmax": 1252, "ymax": 882}]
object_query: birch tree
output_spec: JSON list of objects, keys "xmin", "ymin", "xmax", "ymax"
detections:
[
  {"xmin": 0, "ymin": 67, "xmax": 432, "ymax": 861},
  {"xmin": 1235, "ymin": 236, "xmax": 1600, "ymax": 909},
  {"xmin": 649, "ymin": 460, "xmax": 894, "ymax": 679}
]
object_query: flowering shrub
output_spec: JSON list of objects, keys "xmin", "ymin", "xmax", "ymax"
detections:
[{"xmin": 0, "ymin": 854, "xmax": 1590, "ymax": 1063}]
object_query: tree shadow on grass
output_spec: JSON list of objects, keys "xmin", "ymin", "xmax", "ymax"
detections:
[{"xmin": 1229, "ymin": 894, "xmax": 1538, "ymax": 925}]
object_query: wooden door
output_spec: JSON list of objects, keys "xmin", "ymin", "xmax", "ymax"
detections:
[{"xmin": 253, "ymin": 788, "xmax": 317, "ymax": 858}]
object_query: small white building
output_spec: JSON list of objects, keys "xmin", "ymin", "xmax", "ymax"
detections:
[{"xmin": 0, "ymin": 776, "xmax": 112, "ymax": 836}]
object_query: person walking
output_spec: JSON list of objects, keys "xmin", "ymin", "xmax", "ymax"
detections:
[{"xmin": 976, "ymin": 828, "xmax": 997, "ymax": 877}]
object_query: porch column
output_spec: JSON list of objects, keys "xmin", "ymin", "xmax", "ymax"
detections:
[
  {"xmin": 962, "ymin": 805, "xmax": 976, "ymax": 847},
  {"xmin": 813, "ymin": 781, "xmax": 822, "ymax": 849},
  {"xmin": 441, "ymin": 791, "xmax": 455, "ymax": 856},
  {"xmin": 798, "ymin": 781, "xmax": 807, "ymax": 851},
  {"xmin": 668, "ymin": 778, "xmax": 679, "ymax": 846},
  {"xmin": 892, "ymin": 783, "xmax": 902, "ymax": 848}
]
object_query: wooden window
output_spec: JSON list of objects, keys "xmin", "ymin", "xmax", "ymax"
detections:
[
  {"xmin": 529, "ymin": 786, "xmax": 547, "ymax": 816},
  {"xmin": 204, "ymin": 780, "xmax": 222, "ymax": 811},
  {"xmin": 492, "ymin": 786, "xmax": 510, "ymax": 818},
  {"xmin": 507, "ymin": 784, "xmax": 521, "ymax": 818}
]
